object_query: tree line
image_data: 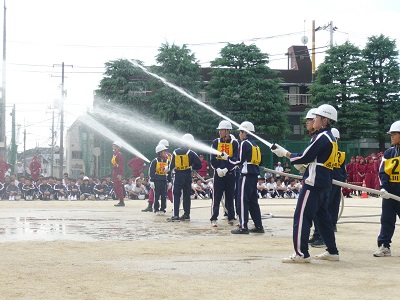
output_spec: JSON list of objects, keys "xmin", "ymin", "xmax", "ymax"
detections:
[{"xmin": 94, "ymin": 34, "xmax": 399, "ymax": 152}]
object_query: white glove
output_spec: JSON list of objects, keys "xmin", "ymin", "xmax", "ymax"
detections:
[
  {"xmin": 294, "ymin": 164, "xmax": 306, "ymax": 173},
  {"xmin": 164, "ymin": 166, "xmax": 170, "ymax": 172},
  {"xmin": 271, "ymin": 144, "xmax": 288, "ymax": 158},
  {"xmin": 149, "ymin": 182, "xmax": 155, "ymax": 190},
  {"xmin": 380, "ymin": 188, "xmax": 391, "ymax": 199},
  {"xmin": 216, "ymin": 168, "xmax": 225, "ymax": 177},
  {"xmin": 221, "ymin": 168, "xmax": 228, "ymax": 176},
  {"xmin": 167, "ymin": 182, "xmax": 172, "ymax": 190},
  {"xmin": 220, "ymin": 152, "xmax": 229, "ymax": 160}
]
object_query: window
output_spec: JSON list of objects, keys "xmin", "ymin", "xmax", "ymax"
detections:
[
  {"xmin": 293, "ymin": 125, "xmax": 305, "ymax": 135},
  {"xmin": 72, "ymin": 151, "xmax": 83, "ymax": 159}
]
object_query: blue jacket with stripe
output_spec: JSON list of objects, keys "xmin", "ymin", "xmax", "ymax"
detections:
[
  {"xmin": 290, "ymin": 128, "xmax": 335, "ymax": 190},
  {"xmin": 228, "ymin": 138, "xmax": 261, "ymax": 175}
]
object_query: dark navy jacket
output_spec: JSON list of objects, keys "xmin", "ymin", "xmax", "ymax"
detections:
[
  {"xmin": 149, "ymin": 157, "xmax": 169, "ymax": 182},
  {"xmin": 228, "ymin": 138, "xmax": 261, "ymax": 175},
  {"xmin": 290, "ymin": 128, "xmax": 336, "ymax": 190},
  {"xmin": 168, "ymin": 147, "xmax": 202, "ymax": 181},
  {"xmin": 210, "ymin": 137, "xmax": 239, "ymax": 171}
]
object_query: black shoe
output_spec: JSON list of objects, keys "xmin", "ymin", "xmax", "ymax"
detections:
[
  {"xmin": 311, "ymin": 239, "xmax": 325, "ymax": 248},
  {"xmin": 141, "ymin": 205, "xmax": 153, "ymax": 212},
  {"xmin": 114, "ymin": 201, "xmax": 125, "ymax": 207},
  {"xmin": 179, "ymin": 215, "xmax": 190, "ymax": 221},
  {"xmin": 231, "ymin": 228, "xmax": 249, "ymax": 234},
  {"xmin": 308, "ymin": 235, "xmax": 319, "ymax": 244},
  {"xmin": 167, "ymin": 216, "xmax": 180, "ymax": 222},
  {"xmin": 249, "ymin": 226, "xmax": 265, "ymax": 233}
]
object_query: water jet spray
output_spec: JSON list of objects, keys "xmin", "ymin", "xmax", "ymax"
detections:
[
  {"xmin": 92, "ymin": 105, "xmax": 221, "ymax": 157},
  {"xmin": 130, "ymin": 60, "xmax": 274, "ymax": 149},
  {"xmin": 68, "ymin": 112, "xmax": 151, "ymax": 163}
]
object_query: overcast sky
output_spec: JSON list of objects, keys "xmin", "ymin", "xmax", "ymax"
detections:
[{"xmin": 2, "ymin": 0, "xmax": 400, "ymax": 151}]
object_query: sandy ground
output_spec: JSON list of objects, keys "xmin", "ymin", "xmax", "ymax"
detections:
[{"xmin": 0, "ymin": 196, "xmax": 398, "ymax": 300}]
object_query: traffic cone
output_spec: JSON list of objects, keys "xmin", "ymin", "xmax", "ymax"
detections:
[{"xmin": 360, "ymin": 180, "xmax": 368, "ymax": 198}]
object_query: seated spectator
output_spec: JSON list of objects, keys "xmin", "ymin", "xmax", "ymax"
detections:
[
  {"xmin": 68, "ymin": 179, "xmax": 80, "ymax": 200},
  {"xmin": 266, "ymin": 177, "xmax": 277, "ymax": 198},
  {"xmin": 38, "ymin": 177, "xmax": 54, "ymax": 200},
  {"xmin": 286, "ymin": 178, "xmax": 300, "ymax": 198},
  {"xmin": 1, "ymin": 176, "xmax": 11, "ymax": 199},
  {"xmin": 192, "ymin": 178, "xmax": 207, "ymax": 199},
  {"xmin": 142, "ymin": 177, "xmax": 150, "ymax": 199},
  {"xmin": 125, "ymin": 177, "xmax": 136, "ymax": 199},
  {"xmin": 22, "ymin": 178, "xmax": 37, "ymax": 200},
  {"xmin": 80, "ymin": 176, "xmax": 94, "ymax": 200},
  {"xmin": 53, "ymin": 178, "xmax": 68, "ymax": 200},
  {"xmin": 257, "ymin": 176, "xmax": 268, "ymax": 198},
  {"xmin": 202, "ymin": 178, "xmax": 213, "ymax": 199},
  {"xmin": 127, "ymin": 177, "xmax": 147, "ymax": 200},
  {"xmin": 6, "ymin": 179, "xmax": 20, "ymax": 200},
  {"xmin": 275, "ymin": 179, "xmax": 286, "ymax": 198},
  {"xmin": 94, "ymin": 178, "xmax": 110, "ymax": 200}
]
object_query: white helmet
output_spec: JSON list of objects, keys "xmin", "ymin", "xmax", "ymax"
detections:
[
  {"xmin": 304, "ymin": 108, "xmax": 318, "ymax": 119},
  {"xmin": 313, "ymin": 104, "xmax": 337, "ymax": 122},
  {"xmin": 83, "ymin": 176, "xmax": 89, "ymax": 181},
  {"xmin": 216, "ymin": 120, "xmax": 232, "ymax": 130},
  {"xmin": 238, "ymin": 121, "xmax": 255, "ymax": 132},
  {"xmin": 387, "ymin": 120, "xmax": 400, "ymax": 133},
  {"xmin": 182, "ymin": 133, "xmax": 195, "ymax": 144},
  {"xmin": 158, "ymin": 139, "xmax": 169, "ymax": 147},
  {"xmin": 331, "ymin": 128, "xmax": 340, "ymax": 139},
  {"xmin": 113, "ymin": 141, "xmax": 122, "ymax": 148},
  {"xmin": 155, "ymin": 144, "xmax": 168, "ymax": 153}
]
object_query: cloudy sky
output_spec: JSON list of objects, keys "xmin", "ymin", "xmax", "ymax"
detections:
[{"xmin": 2, "ymin": 0, "xmax": 400, "ymax": 150}]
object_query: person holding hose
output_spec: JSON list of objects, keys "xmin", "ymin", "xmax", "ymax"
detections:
[
  {"xmin": 373, "ymin": 120, "xmax": 400, "ymax": 257},
  {"xmin": 271, "ymin": 104, "xmax": 340, "ymax": 263}
]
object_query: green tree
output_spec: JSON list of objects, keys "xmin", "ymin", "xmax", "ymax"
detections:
[
  {"xmin": 309, "ymin": 41, "xmax": 375, "ymax": 140},
  {"xmin": 149, "ymin": 43, "xmax": 217, "ymax": 139},
  {"xmin": 95, "ymin": 59, "xmax": 151, "ymax": 109},
  {"xmin": 206, "ymin": 43, "xmax": 290, "ymax": 140},
  {"xmin": 362, "ymin": 34, "xmax": 400, "ymax": 150}
]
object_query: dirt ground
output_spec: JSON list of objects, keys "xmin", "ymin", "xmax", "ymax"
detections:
[{"xmin": 0, "ymin": 196, "xmax": 398, "ymax": 300}]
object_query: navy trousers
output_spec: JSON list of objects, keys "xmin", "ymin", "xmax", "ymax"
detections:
[
  {"xmin": 236, "ymin": 174, "xmax": 262, "ymax": 229},
  {"xmin": 153, "ymin": 180, "xmax": 167, "ymax": 212},
  {"xmin": 293, "ymin": 185, "xmax": 338, "ymax": 258},
  {"xmin": 172, "ymin": 173, "xmax": 192, "ymax": 217},
  {"xmin": 211, "ymin": 172, "xmax": 236, "ymax": 221}
]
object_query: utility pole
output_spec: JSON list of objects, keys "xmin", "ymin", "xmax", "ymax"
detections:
[
  {"xmin": 53, "ymin": 62, "xmax": 73, "ymax": 178},
  {"xmin": 312, "ymin": 20, "xmax": 316, "ymax": 81},
  {"xmin": 10, "ymin": 104, "xmax": 16, "ymax": 173},
  {"xmin": 0, "ymin": 1, "xmax": 7, "ymax": 155},
  {"xmin": 315, "ymin": 21, "xmax": 337, "ymax": 49},
  {"xmin": 23, "ymin": 128, "xmax": 26, "ymax": 176},
  {"xmin": 51, "ymin": 110, "xmax": 55, "ymax": 177}
]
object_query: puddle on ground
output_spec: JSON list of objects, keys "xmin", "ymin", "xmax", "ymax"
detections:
[{"xmin": 0, "ymin": 207, "xmax": 291, "ymax": 242}]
